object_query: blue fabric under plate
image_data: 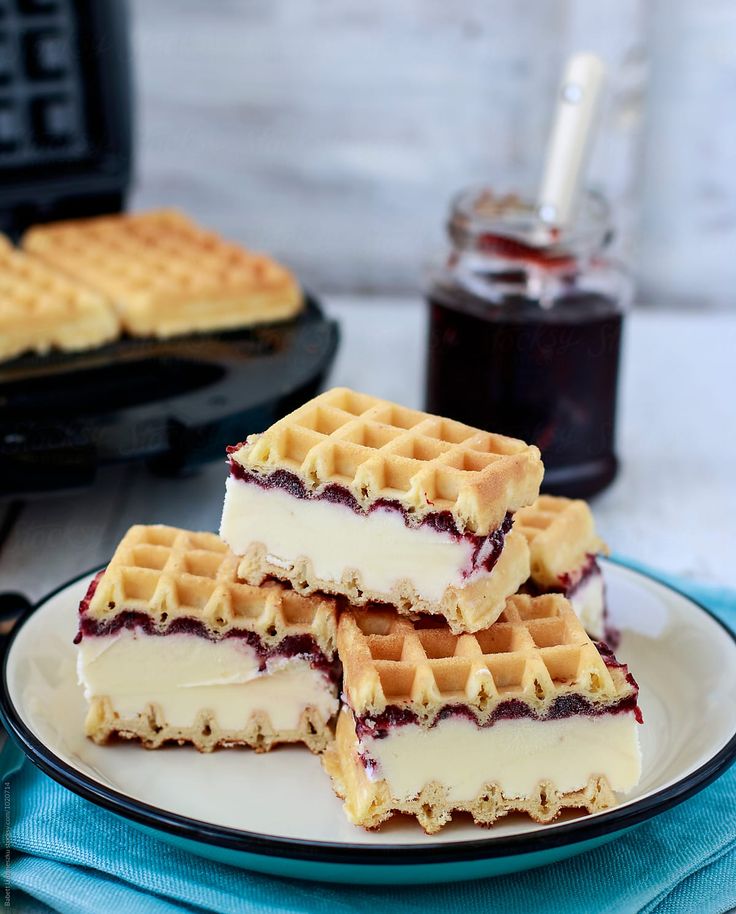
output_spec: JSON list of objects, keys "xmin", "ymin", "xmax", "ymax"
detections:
[{"xmin": 4, "ymin": 565, "xmax": 735, "ymax": 914}]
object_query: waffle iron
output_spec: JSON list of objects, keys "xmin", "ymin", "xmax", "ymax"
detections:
[
  {"xmin": 0, "ymin": 2, "xmax": 339, "ymax": 495},
  {"xmin": 0, "ymin": 295, "xmax": 339, "ymax": 496}
]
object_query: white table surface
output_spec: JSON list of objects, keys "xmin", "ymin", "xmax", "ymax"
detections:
[{"xmin": 1, "ymin": 298, "xmax": 735, "ymax": 602}]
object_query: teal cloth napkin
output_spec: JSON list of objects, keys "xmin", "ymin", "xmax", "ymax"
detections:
[{"xmin": 4, "ymin": 566, "xmax": 736, "ymax": 914}]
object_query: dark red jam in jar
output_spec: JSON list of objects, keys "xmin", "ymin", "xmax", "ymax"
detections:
[{"xmin": 425, "ymin": 189, "xmax": 632, "ymax": 498}]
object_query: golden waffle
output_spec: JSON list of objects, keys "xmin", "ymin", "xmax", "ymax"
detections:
[
  {"xmin": 86, "ymin": 699, "xmax": 333, "ymax": 754},
  {"xmin": 237, "ymin": 528, "xmax": 530, "ymax": 635},
  {"xmin": 323, "ymin": 707, "xmax": 618, "ymax": 832},
  {"xmin": 23, "ymin": 209, "xmax": 303, "ymax": 338},
  {"xmin": 85, "ymin": 524, "xmax": 337, "ymax": 655},
  {"xmin": 338, "ymin": 594, "xmax": 634, "ymax": 720},
  {"xmin": 514, "ymin": 495, "xmax": 607, "ymax": 588},
  {"xmin": 230, "ymin": 387, "xmax": 544, "ymax": 535},
  {"xmin": 0, "ymin": 236, "xmax": 118, "ymax": 362}
]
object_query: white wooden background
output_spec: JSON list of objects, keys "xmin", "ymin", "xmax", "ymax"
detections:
[
  {"xmin": 128, "ymin": 0, "xmax": 736, "ymax": 307},
  {"xmin": 128, "ymin": 0, "xmax": 645, "ymax": 294}
]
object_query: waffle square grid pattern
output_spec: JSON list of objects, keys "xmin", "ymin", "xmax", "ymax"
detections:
[
  {"xmin": 0, "ymin": 233, "xmax": 118, "ymax": 360},
  {"xmin": 86, "ymin": 525, "xmax": 337, "ymax": 653},
  {"xmin": 22, "ymin": 209, "xmax": 303, "ymax": 338},
  {"xmin": 339, "ymin": 594, "xmax": 630, "ymax": 719},
  {"xmin": 514, "ymin": 495, "xmax": 606, "ymax": 588},
  {"xmin": 236, "ymin": 387, "xmax": 544, "ymax": 535}
]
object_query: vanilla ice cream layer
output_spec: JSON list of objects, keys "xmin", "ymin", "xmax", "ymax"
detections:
[
  {"xmin": 568, "ymin": 567, "xmax": 606, "ymax": 640},
  {"xmin": 220, "ymin": 475, "xmax": 493, "ymax": 602},
  {"xmin": 77, "ymin": 630, "xmax": 338, "ymax": 730},
  {"xmin": 360, "ymin": 713, "xmax": 641, "ymax": 803}
]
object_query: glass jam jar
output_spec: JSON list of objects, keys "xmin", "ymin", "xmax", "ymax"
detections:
[{"xmin": 425, "ymin": 188, "xmax": 632, "ymax": 498}]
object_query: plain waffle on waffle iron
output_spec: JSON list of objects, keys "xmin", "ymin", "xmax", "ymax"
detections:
[
  {"xmin": 0, "ymin": 233, "xmax": 118, "ymax": 361},
  {"xmin": 23, "ymin": 209, "xmax": 303, "ymax": 338}
]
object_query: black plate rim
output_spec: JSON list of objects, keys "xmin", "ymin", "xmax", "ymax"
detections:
[{"xmin": 2, "ymin": 559, "xmax": 735, "ymax": 867}]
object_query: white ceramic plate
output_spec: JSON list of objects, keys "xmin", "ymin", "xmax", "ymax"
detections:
[{"xmin": 2, "ymin": 559, "xmax": 735, "ymax": 884}]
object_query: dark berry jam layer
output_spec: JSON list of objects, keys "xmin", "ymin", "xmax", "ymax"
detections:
[
  {"xmin": 355, "ymin": 687, "xmax": 642, "ymax": 739},
  {"xmin": 559, "ymin": 553, "xmax": 600, "ymax": 594},
  {"xmin": 524, "ymin": 554, "xmax": 599, "ymax": 600},
  {"xmin": 525, "ymin": 554, "xmax": 620, "ymax": 648},
  {"xmin": 78, "ymin": 569, "xmax": 103, "ymax": 615},
  {"xmin": 358, "ymin": 750, "xmax": 379, "ymax": 778},
  {"xmin": 75, "ymin": 575, "xmax": 340, "ymax": 686},
  {"xmin": 228, "ymin": 464, "xmax": 512, "ymax": 576},
  {"xmin": 602, "ymin": 623, "xmax": 621, "ymax": 651},
  {"xmin": 596, "ymin": 641, "xmax": 639, "ymax": 712},
  {"xmin": 563, "ymin": 557, "xmax": 621, "ymax": 650}
]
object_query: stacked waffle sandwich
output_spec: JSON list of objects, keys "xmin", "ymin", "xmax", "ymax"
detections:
[
  {"xmin": 76, "ymin": 525, "xmax": 339, "ymax": 753},
  {"xmin": 221, "ymin": 388, "xmax": 642, "ymax": 830},
  {"xmin": 75, "ymin": 388, "xmax": 642, "ymax": 833},
  {"xmin": 325, "ymin": 598, "xmax": 640, "ymax": 833},
  {"xmin": 222, "ymin": 387, "xmax": 542, "ymax": 633}
]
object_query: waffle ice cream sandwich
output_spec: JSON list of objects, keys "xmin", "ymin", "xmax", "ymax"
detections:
[
  {"xmin": 515, "ymin": 496, "xmax": 611, "ymax": 642},
  {"xmin": 75, "ymin": 525, "xmax": 339, "ymax": 753},
  {"xmin": 221, "ymin": 388, "xmax": 543, "ymax": 634},
  {"xmin": 23, "ymin": 209, "xmax": 303, "ymax": 338},
  {"xmin": 0, "ymin": 234, "xmax": 118, "ymax": 362},
  {"xmin": 323, "ymin": 595, "xmax": 642, "ymax": 833}
]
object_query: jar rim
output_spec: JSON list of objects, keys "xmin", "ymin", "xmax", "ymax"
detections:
[{"xmin": 448, "ymin": 186, "xmax": 612, "ymax": 256}]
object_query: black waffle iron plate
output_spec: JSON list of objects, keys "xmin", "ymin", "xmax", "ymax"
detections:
[{"xmin": 0, "ymin": 295, "xmax": 338, "ymax": 496}]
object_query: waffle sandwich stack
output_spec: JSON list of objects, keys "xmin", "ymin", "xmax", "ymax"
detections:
[
  {"xmin": 75, "ymin": 387, "xmax": 642, "ymax": 834},
  {"xmin": 219, "ymin": 388, "xmax": 642, "ymax": 830}
]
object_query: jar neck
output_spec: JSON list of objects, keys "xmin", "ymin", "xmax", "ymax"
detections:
[{"xmin": 438, "ymin": 187, "xmax": 617, "ymax": 308}]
